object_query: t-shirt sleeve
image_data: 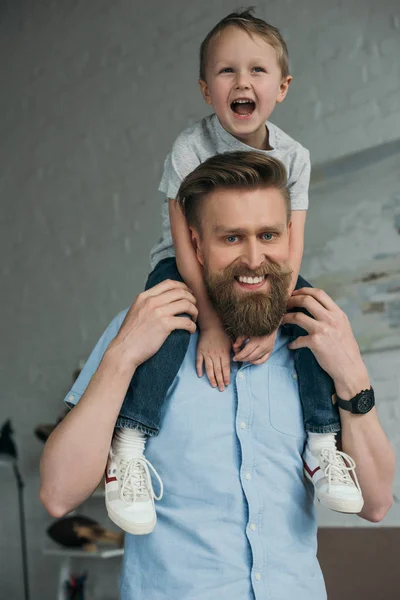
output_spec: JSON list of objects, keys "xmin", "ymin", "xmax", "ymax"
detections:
[
  {"xmin": 64, "ymin": 309, "xmax": 128, "ymax": 408},
  {"xmin": 158, "ymin": 132, "xmax": 202, "ymax": 200},
  {"xmin": 288, "ymin": 148, "xmax": 311, "ymax": 211}
]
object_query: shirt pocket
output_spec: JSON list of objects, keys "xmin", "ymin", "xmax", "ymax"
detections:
[{"xmin": 268, "ymin": 364, "xmax": 305, "ymax": 438}]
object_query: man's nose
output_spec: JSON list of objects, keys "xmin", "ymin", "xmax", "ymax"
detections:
[{"xmin": 242, "ymin": 239, "xmax": 266, "ymax": 271}]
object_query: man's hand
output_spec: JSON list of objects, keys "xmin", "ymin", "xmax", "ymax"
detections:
[
  {"xmin": 282, "ymin": 288, "xmax": 369, "ymax": 398},
  {"xmin": 109, "ymin": 279, "xmax": 198, "ymax": 370},
  {"xmin": 232, "ymin": 332, "xmax": 277, "ymax": 365},
  {"xmin": 196, "ymin": 323, "xmax": 232, "ymax": 391}
]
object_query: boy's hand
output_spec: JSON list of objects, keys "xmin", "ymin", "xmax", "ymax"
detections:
[
  {"xmin": 232, "ymin": 332, "xmax": 277, "ymax": 365},
  {"xmin": 196, "ymin": 325, "xmax": 232, "ymax": 391}
]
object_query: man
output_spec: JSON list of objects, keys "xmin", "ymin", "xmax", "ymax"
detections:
[{"xmin": 40, "ymin": 152, "xmax": 394, "ymax": 600}]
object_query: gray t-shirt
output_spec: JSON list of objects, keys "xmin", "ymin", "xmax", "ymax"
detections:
[{"xmin": 150, "ymin": 113, "xmax": 310, "ymax": 269}]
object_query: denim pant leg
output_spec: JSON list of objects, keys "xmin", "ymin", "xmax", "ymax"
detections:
[
  {"xmin": 291, "ymin": 275, "xmax": 341, "ymax": 434},
  {"xmin": 115, "ymin": 257, "xmax": 191, "ymax": 435}
]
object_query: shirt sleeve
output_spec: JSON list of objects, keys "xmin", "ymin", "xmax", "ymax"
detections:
[
  {"xmin": 288, "ymin": 148, "xmax": 311, "ymax": 211},
  {"xmin": 64, "ymin": 309, "xmax": 128, "ymax": 408},
  {"xmin": 158, "ymin": 132, "xmax": 202, "ymax": 200}
]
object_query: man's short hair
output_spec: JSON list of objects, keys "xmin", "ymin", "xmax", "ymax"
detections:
[
  {"xmin": 199, "ymin": 8, "xmax": 290, "ymax": 81},
  {"xmin": 177, "ymin": 151, "xmax": 291, "ymax": 232}
]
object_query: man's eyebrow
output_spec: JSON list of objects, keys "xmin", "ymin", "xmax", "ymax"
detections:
[{"xmin": 213, "ymin": 224, "xmax": 285, "ymax": 235}]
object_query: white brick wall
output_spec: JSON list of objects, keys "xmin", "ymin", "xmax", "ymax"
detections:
[{"xmin": 0, "ymin": 0, "xmax": 399, "ymax": 598}]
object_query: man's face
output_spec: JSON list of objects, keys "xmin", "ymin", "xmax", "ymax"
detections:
[
  {"xmin": 193, "ymin": 186, "xmax": 292, "ymax": 339},
  {"xmin": 199, "ymin": 27, "xmax": 291, "ymax": 150}
]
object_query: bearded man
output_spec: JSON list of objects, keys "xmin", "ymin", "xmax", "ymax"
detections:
[{"xmin": 40, "ymin": 151, "xmax": 393, "ymax": 600}]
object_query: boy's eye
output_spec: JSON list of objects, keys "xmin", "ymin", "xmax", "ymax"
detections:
[
  {"xmin": 220, "ymin": 67, "xmax": 234, "ymax": 73},
  {"xmin": 252, "ymin": 66, "xmax": 266, "ymax": 73}
]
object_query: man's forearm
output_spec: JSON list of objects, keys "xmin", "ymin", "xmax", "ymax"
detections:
[
  {"xmin": 40, "ymin": 345, "xmax": 135, "ymax": 517},
  {"xmin": 340, "ymin": 406, "xmax": 394, "ymax": 522}
]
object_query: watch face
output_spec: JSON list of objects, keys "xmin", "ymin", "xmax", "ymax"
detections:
[{"xmin": 356, "ymin": 391, "xmax": 374, "ymax": 413}]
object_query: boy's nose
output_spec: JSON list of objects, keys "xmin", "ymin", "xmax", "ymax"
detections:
[{"xmin": 235, "ymin": 72, "xmax": 250, "ymax": 90}]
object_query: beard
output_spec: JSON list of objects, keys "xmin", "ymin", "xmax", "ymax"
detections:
[{"xmin": 204, "ymin": 259, "xmax": 292, "ymax": 340}]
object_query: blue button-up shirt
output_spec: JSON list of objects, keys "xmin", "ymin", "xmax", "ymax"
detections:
[{"xmin": 66, "ymin": 310, "xmax": 326, "ymax": 600}]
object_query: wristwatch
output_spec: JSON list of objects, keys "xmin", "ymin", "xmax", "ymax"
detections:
[{"xmin": 335, "ymin": 387, "xmax": 375, "ymax": 414}]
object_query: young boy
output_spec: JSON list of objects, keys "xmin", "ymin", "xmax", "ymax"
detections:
[{"xmin": 70, "ymin": 10, "xmax": 363, "ymax": 534}]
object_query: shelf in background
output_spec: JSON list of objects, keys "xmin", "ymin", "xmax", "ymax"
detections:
[{"xmin": 43, "ymin": 544, "xmax": 124, "ymax": 559}]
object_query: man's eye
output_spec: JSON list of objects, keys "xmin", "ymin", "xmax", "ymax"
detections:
[
  {"xmin": 252, "ymin": 66, "xmax": 266, "ymax": 73},
  {"xmin": 226, "ymin": 235, "xmax": 238, "ymax": 243},
  {"xmin": 262, "ymin": 233, "xmax": 274, "ymax": 241}
]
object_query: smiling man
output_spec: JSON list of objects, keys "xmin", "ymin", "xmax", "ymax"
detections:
[{"xmin": 40, "ymin": 152, "xmax": 394, "ymax": 600}]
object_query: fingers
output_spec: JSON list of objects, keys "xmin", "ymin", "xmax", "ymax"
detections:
[
  {"xmin": 205, "ymin": 356, "xmax": 217, "ymax": 388},
  {"xmin": 213, "ymin": 358, "xmax": 226, "ymax": 392},
  {"xmin": 281, "ymin": 311, "xmax": 319, "ymax": 334},
  {"xmin": 286, "ymin": 294, "xmax": 327, "ymax": 322},
  {"xmin": 251, "ymin": 352, "xmax": 272, "ymax": 365},
  {"xmin": 148, "ymin": 287, "xmax": 197, "ymax": 311},
  {"xmin": 162, "ymin": 298, "xmax": 198, "ymax": 321},
  {"xmin": 233, "ymin": 340, "xmax": 259, "ymax": 362},
  {"xmin": 196, "ymin": 351, "xmax": 204, "ymax": 378},
  {"xmin": 232, "ymin": 336, "xmax": 248, "ymax": 352},
  {"xmin": 291, "ymin": 287, "xmax": 338, "ymax": 312},
  {"xmin": 169, "ymin": 316, "xmax": 197, "ymax": 335},
  {"xmin": 143, "ymin": 279, "xmax": 192, "ymax": 299},
  {"xmin": 288, "ymin": 336, "xmax": 309, "ymax": 351},
  {"xmin": 221, "ymin": 357, "xmax": 231, "ymax": 387}
]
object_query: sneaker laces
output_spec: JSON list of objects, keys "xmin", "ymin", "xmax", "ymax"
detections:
[
  {"xmin": 119, "ymin": 456, "xmax": 163, "ymax": 505},
  {"xmin": 114, "ymin": 435, "xmax": 163, "ymax": 505},
  {"xmin": 320, "ymin": 448, "xmax": 361, "ymax": 492}
]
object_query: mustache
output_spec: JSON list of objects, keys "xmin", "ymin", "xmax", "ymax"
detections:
[{"xmin": 224, "ymin": 260, "xmax": 292, "ymax": 280}]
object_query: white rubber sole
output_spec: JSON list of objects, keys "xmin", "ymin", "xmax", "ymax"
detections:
[
  {"xmin": 106, "ymin": 500, "xmax": 157, "ymax": 535},
  {"xmin": 305, "ymin": 470, "xmax": 364, "ymax": 514}
]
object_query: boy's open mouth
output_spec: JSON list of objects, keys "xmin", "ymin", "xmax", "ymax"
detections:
[{"xmin": 231, "ymin": 99, "xmax": 256, "ymax": 117}]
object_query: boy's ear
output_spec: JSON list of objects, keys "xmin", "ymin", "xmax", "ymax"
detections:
[
  {"xmin": 276, "ymin": 75, "xmax": 293, "ymax": 104},
  {"xmin": 190, "ymin": 227, "xmax": 204, "ymax": 265},
  {"xmin": 199, "ymin": 79, "xmax": 212, "ymax": 106}
]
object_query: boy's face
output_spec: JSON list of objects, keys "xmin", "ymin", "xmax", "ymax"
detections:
[{"xmin": 199, "ymin": 27, "xmax": 292, "ymax": 149}]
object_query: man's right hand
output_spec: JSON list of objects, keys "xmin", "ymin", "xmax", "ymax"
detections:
[{"xmin": 108, "ymin": 280, "xmax": 198, "ymax": 370}]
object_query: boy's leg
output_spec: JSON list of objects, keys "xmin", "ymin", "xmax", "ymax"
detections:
[
  {"xmin": 116, "ymin": 257, "xmax": 190, "ymax": 435},
  {"xmin": 291, "ymin": 275, "xmax": 363, "ymax": 513},
  {"xmin": 106, "ymin": 257, "xmax": 191, "ymax": 535}
]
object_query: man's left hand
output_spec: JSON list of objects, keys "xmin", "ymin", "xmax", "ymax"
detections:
[{"xmin": 282, "ymin": 287, "xmax": 369, "ymax": 398}]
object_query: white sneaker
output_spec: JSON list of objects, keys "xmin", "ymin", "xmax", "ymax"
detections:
[
  {"xmin": 105, "ymin": 429, "xmax": 163, "ymax": 535},
  {"xmin": 303, "ymin": 436, "xmax": 364, "ymax": 514}
]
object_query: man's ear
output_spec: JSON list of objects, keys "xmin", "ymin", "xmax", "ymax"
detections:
[
  {"xmin": 276, "ymin": 75, "xmax": 293, "ymax": 104},
  {"xmin": 190, "ymin": 227, "xmax": 204, "ymax": 266},
  {"xmin": 199, "ymin": 79, "xmax": 212, "ymax": 106}
]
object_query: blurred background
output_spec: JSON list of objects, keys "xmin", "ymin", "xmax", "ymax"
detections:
[{"xmin": 0, "ymin": 0, "xmax": 399, "ymax": 598}]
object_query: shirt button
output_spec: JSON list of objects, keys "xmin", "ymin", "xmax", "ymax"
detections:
[
  {"xmin": 238, "ymin": 372, "xmax": 244, "ymax": 380},
  {"xmin": 68, "ymin": 394, "xmax": 75, "ymax": 401},
  {"xmin": 249, "ymin": 523, "xmax": 257, "ymax": 531},
  {"xmin": 292, "ymin": 372, "xmax": 298, "ymax": 380},
  {"xmin": 239, "ymin": 421, "xmax": 247, "ymax": 429},
  {"xmin": 255, "ymin": 572, "xmax": 261, "ymax": 581},
  {"xmin": 245, "ymin": 472, "xmax": 251, "ymax": 481}
]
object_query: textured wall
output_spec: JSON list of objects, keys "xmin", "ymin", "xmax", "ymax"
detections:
[{"xmin": 1, "ymin": 0, "xmax": 399, "ymax": 598}]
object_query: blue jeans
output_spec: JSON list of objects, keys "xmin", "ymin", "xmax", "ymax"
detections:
[{"xmin": 115, "ymin": 258, "xmax": 340, "ymax": 435}]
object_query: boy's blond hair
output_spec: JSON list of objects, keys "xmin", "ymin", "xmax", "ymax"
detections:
[{"xmin": 199, "ymin": 8, "xmax": 290, "ymax": 81}]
